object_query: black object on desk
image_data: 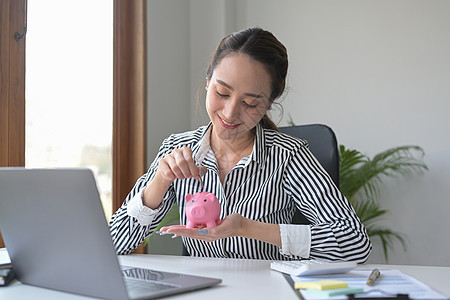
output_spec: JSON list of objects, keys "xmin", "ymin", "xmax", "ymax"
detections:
[
  {"xmin": 0, "ymin": 267, "xmax": 15, "ymax": 286},
  {"xmin": 348, "ymin": 294, "xmax": 410, "ymax": 300}
]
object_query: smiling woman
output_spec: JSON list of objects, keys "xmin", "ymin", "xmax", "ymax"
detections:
[{"xmin": 109, "ymin": 27, "xmax": 372, "ymax": 262}]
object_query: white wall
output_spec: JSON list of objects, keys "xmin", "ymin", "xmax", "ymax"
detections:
[
  {"xmin": 147, "ymin": 0, "xmax": 191, "ymax": 163},
  {"xmin": 147, "ymin": 0, "xmax": 450, "ymax": 266}
]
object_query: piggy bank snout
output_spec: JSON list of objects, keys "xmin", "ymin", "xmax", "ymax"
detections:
[{"xmin": 190, "ymin": 206, "xmax": 206, "ymax": 218}]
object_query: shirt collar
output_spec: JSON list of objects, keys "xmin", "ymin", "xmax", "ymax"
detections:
[
  {"xmin": 252, "ymin": 122, "xmax": 267, "ymax": 166},
  {"xmin": 192, "ymin": 122, "xmax": 213, "ymax": 166},
  {"xmin": 193, "ymin": 122, "xmax": 267, "ymax": 166}
]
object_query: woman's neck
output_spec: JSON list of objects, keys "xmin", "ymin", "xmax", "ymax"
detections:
[
  {"xmin": 209, "ymin": 129, "xmax": 254, "ymax": 161},
  {"xmin": 209, "ymin": 129, "xmax": 254, "ymax": 184}
]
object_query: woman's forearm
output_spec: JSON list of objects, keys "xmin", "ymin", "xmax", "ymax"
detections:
[
  {"xmin": 238, "ymin": 217, "xmax": 282, "ymax": 248},
  {"xmin": 142, "ymin": 171, "xmax": 172, "ymax": 209}
]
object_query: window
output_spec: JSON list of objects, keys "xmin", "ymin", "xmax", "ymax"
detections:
[
  {"xmin": 1, "ymin": 0, "xmax": 146, "ymax": 253},
  {"xmin": 25, "ymin": 0, "xmax": 114, "ymax": 217}
]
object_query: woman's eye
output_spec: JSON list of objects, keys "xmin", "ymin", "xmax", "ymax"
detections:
[
  {"xmin": 216, "ymin": 91, "xmax": 229, "ymax": 98},
  {"xmin": 243, "ymin": 101, "xmax": 258, "ymax": 108}
]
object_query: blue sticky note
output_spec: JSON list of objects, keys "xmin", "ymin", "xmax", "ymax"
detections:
[{"xmin": 305, "ymin": 286, "xmax": 364, "ymax": 297}]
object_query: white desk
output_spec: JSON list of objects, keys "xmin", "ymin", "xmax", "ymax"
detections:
[{"xmin": 1, "ymin": 254, "xmax": 449, "ymax": 299}]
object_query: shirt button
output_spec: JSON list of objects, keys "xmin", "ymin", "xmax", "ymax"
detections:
[{"xmin": 227, "ymin": 181, "xmax": 232, "ymax": 186}]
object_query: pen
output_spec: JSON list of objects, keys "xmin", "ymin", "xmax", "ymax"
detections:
[{"xmin": 366, "ymin": 268, "xmax": 381, "ymax": 286}]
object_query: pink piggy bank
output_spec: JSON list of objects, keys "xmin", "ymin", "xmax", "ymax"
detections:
[{"xmin": 185, "ymin": 192, "xmax": 221, "ymax": 229}]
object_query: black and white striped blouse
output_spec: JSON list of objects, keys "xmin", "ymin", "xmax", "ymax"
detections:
[{"xmin": 109, "ymin": 123, "xmax": 372, "ymax": 262}]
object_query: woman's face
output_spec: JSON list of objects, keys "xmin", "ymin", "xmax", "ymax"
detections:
[{"xmin": 206, "ymin": 54, "xmax": 272, "ymax": 142}]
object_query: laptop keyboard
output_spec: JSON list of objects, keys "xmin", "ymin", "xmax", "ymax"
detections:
[
  {"xmin": 122, "ymin": 267, "xmax": 179, "ymax": 281},
  {"xmin": 123, "ymin": 277, "xmax": 176, "ymax": 292},
  {"xmin": 122, "ymin": 267, "xmax": 181, "ymax": 292}
]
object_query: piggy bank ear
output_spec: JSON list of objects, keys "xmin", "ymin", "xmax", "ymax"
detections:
[{"xmin": 186, "ymin": 194, "xmax": 193, "ymax": 202}]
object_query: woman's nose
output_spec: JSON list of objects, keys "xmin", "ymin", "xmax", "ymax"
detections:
[{"xmin": 222, "ymin": 98, "xmax": 240, "ymax": 120}]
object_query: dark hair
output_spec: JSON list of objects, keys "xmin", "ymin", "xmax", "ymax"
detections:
[{"xmin": 206, "ymin": 28, "xmax": 288, "ymax": 131}]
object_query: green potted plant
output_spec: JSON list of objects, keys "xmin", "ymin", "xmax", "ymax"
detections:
[
  {"xmin": 286, "ymin": 116, "xmax": 428, "ymax": 260},
  {"xmin": 339, "ymin": 144, "xmax": 428, "ymax": 260}
]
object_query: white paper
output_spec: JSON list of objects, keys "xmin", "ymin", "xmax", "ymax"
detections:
[
  {"xmin": 0, "ymin": 248, "xmax": 11, "ymax": 266},
  {"xmin": 293, "ymin": 269, "xmax": 446, "ymax": 299}
]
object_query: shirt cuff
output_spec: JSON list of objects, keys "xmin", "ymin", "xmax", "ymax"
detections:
[
  {"xmin": 279, "ymin": 224, "xmax": 311, "ymax": 258},
  {"xmin": 126, "ymin": 188, "xmax": 160, "ymax": 226}
]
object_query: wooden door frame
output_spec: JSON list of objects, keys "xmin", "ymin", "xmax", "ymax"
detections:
[
  {"xmin": 112, "ymin": 0, "xmax": 147, "ymax": 219},
  {"xmin": 113, "ymin": 0, "xmax": 147, "ymax": 253},
  {"xmin": 0, "ymin": 0, "xmax": 27, "ymax": 248},
  {"xmin": 0, "ymin": 0, "xmax": 26, "ymax": 167}
]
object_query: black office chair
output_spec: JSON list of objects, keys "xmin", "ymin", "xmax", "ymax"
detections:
[
  {"xmin": 279, "ymin": 124, "xmax": 339, "ymax": 187},
  {"xmin": 182, "ymin": 124, "xmax": 339, "ymax": 255},
  {"xmin": 279, "ymin": 124, "xmax": 340, "ymax": 224}
]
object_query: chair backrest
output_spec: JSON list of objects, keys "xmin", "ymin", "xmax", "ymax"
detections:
[
  {"xmin": 279, "ymin": 124, "xmax": 339, "ymax": 187},
  {"xmin": 279, "ymin": 124, "xmax": 340, "ymax": 224}
]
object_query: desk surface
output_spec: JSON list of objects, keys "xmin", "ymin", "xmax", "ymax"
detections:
[{"xmin": 1, "ymin": 254, "xmax": 449, "ymax": 299}]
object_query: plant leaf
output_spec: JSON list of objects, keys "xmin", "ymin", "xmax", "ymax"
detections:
[
  {"xmin": 143, "ymin": 204, "xmax": 180, "ymax": 246},
  {"xmin": 339, "ymin": 145, "xmax": 370, "ymax": 201},
  {"xmin": 340, "ymin": 145, "xmax": 428, "ymax": 203},
  {"xmin": 339, "ymin": 144, "xmax": 427, "ymax": 261}
]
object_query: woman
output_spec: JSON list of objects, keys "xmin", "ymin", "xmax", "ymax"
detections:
[{"xmin": 109, "ymin": 27, "xmax": 372, "ymax": 262}]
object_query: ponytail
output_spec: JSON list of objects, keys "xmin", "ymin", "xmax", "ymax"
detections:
[{"xmin": 259, "ymin": 114, "xmax": 279, "ymax": 131}]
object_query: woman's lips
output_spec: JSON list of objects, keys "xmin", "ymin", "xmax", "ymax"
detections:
[{"xmin": 218, "ymin": 115, "xmax": 240, "ymax": 129}]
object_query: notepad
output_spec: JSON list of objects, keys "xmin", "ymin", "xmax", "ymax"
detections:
[{"xmin": 295, "ymin": 279, "xmax": 348, "ymax": 290}]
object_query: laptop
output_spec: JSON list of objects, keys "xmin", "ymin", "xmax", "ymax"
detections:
[{"xmin": 0, "ymin": 168, "xmax": 221, "ymax": 299}]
